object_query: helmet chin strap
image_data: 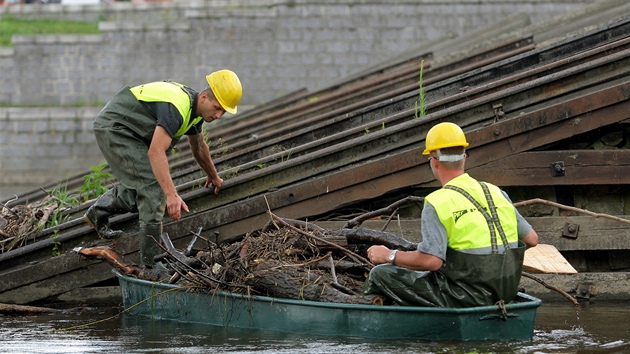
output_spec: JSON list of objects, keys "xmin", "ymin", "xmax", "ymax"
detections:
[{"xmin": 436, "ymin": 150, "xmax": 466, "ymax": 162}]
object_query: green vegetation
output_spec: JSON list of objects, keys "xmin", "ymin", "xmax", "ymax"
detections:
[
  {"xmin": 45, "ymin": 163, "xmax": 114, "ymax": 219},
  {"xmin": 0, "ymin": 16, "xmax": 99, "ymax": 47},
  {"xmin": 45, "ymin": 183, "xmax": 76, "ymax": 229},
  {"xmin": 51, "ymin": 230, "xmax": 62, "ymax": 257},
  {"xmin": 78, "ymin": 163, "xmax": 115, "ymax": 202},
  {"xmin": 43, "ymin": 163, "xmax": 113, "ymax": 254}
]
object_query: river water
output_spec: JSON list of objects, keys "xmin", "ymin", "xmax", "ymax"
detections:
[{"xmin": 1, "ymin": 301, "xmax": 629, "ymax": 354}]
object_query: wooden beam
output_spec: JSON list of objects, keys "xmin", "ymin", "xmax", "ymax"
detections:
[
  {"xmin": 520, "ymin": 272, "xmax": 630, "ymax": 302},
  {"xmin": 526, "ymin": 216, "xmax": 630, "ymax": 251},
  {"xmin": 469, "ymin": 150, "xmax": 630, "ymax": 186},
  {"xmin": 314, "ymin": 216, "xmax": 630, "ymax": 252}
]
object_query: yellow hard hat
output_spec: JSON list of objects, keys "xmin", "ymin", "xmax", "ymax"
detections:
[
  {"xmin": 206, "ymin": 69, "xmax": 242, "ymax": 114},
  {"xmin": 422, "ymin": 122, "xmax": 469, "ymax": 155}
]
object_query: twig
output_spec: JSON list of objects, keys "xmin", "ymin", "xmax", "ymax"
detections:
[
  {"xmin": 269, "ymin": 212, "xmax": 373, "ymax": 267},
  {"xmin": 150, "ymin": 235, "xmax": 244, "ymax": 289},
  {"xmin": 263, "ymin": 195, "xmax": 281, "ymax": 230},
  {"xmin": 330, "ymin": 282, "xmax": 357, "ymax": 295},
  {"xmin": 269, "ymin": 252, "xmax": 331, "ymax": 270},
  {"xmin": 264, "ymin": 217, "xmax": 326, "ymax": 233},
  {"xmin": 344, "ymin": 196, "xmax": 424, "ymax": 229},
  {"xmin": 521, "ymin": 271, "xmax": 579, "ymax": 307},
  {"xmin": 39, "ymin": 188, "xmax": 74, "ymax": 208},
  {"xmin": 329, "ymin": 254, "xmax": 338, "ymax": 284},
  {"xmin": 380, "ymin": 207, "xmax": 399, "ymax": 232},
  {"xmin": 514, "ymin": 198, "xmax": 630, "ymax": 225},
  {"xmin": 0, "ymin": 200, "xmax": 19, "ymax": 217}
]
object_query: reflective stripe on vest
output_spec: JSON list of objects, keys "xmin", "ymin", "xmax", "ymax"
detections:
[
  {"xmin": 129, "ymin": 81, "xmax": 202, "ymax": 139},
  {"xmin": 424, "ymin": 173, "xmax": 518, "ymax": 253}
]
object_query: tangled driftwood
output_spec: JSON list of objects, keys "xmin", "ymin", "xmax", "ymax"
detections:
[
  {"xmin": 75, "ymin": 209, "xmax": 417, "ymax": 304},
  {"xmin": 163, "ymin": 213, "xmax": 402, "ymax": 304},
  {"xmin": 0, "ymin": 195, "xmax": 66, "ymax": 253}
]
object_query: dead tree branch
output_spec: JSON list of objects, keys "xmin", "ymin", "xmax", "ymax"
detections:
[
  {"xmin": 344, "ymin": 196, "xmax": 425, "ymax": 229},
  {"xmin": 514, "ymin": 198, "xmax": 630, "ymax": 225},
  {"xmin": 269, "ymin": 211, "xmax": 373, "ymax": 267}
]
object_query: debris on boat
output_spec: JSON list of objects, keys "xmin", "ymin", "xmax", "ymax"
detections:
[
  {"xmin": 74, "ymin": 196, "xmax": 602, "ymax": 306},
  {"xmin": 74, "ymin": 205, "xmax": 423, "ymax": 305}
]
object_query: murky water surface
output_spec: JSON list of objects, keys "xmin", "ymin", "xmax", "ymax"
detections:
[{"xmin": 1, "ymin": 302, "xmax": 629, "ymax": 354}]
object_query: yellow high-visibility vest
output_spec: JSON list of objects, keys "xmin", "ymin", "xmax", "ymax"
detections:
[
  {"xmin": 130, "ymin": 81, "xmax": 201, "ymax": 139},
  {"xmin": 425, "ymin": 173, "xmax": 518, "ymax": 252}
]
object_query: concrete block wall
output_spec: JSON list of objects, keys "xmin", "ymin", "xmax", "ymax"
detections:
[
  {"xmin": 0, "ymin": 0, "xmax": 594, "ymax": 198},
  {"xmin": 0, "ymin": 107, "xmax": 104, "ymax": 197}
]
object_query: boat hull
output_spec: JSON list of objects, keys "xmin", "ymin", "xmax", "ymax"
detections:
[{"xmin": 115, "ymin": 271, "xmax": 541, "ymax": 340}]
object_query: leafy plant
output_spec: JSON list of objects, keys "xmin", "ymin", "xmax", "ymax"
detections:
[
  {"xmin": 51, "ymin": 230, "xmax": 62, "ymax": 257},
  {"xmin": 42, "ymin": 183, "xmax": 77, "ymax": 230},
  {"xmin": 281, "ymin": 149, "xmax": 293, "ymax": 162},
  {"xmin": 202, "ymin": 124, "xmax": 230, "ymax": 155},
  {"xmin": 79, "ymin": 163, "xmax": 114, "ymax": 202},
  {"xmin": 414, "ymin": 60, "xmax": 427, "ymax": 118},
  {"xmin": 268, "ymin": 145, "xmax": 294, "ymax": 163},
  {"xmin": 47, "ymin": 205, "xmax": 71, "ymax": 228},
  {"xmin": 221, "ymin": 167, "xmax": 239, "ymax": 180}
]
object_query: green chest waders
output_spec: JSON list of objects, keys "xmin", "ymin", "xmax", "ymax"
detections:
[
  {"xmin": 438, "ymin": 183, "xmax": 525, "ymax": 307},
  {"xmin": 364, "ymin": 183, "xmax": 525, "ymax": 307}
]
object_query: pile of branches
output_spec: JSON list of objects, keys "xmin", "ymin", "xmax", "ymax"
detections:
[
  {"xmin": 76, "ymin": 197, "xmax": 423, "ymax": 304},
  {"xmin": 190, "ymin": 226, "xmax": 372, "ymax": 303},
  {"xmin": 0, "ymin": 196, "xmax": 64, "ymax": 253},
  {"xmin": 164, "ymin": 214, "xmax": 417, "ymax": 304}
]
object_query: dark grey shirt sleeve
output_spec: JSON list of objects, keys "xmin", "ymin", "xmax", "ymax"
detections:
[
  {"xmin": 419, "ymin": 201, "xmax": 448, "ymax": 261},
  {"xmin": 502, "ymin": 191, "xmax": 533, "ymax": 239}
]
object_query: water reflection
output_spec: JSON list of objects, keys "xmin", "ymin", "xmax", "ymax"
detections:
[{"xmin": 1, "ymin": 302, "xmax": 629, "ymax": 353}]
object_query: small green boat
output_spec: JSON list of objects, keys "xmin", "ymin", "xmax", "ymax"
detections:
[{"xmin": 114, "ymin": 270, "xmax": 541, "ymax": 341}]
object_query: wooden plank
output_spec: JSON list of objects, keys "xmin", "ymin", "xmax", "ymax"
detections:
[
  {"xmin": 526, "ymin": 216, "xmax": 630, "ymax": 251},
  {"xmin": 520, "ymin": 272, "xmax": 630, "ymax": 302},
  {"xmin": 314, "ymin": 216, "xmax": 630, "ymax": 253},
  {"xmin": 0, "ymin": 232, "xmax": 139, "ymax": 295},
  {"xmin": 523, "ymin": 244, "xmax": 578, "ymax": 274},
  {"xmin": 0, "ymin": 260, "xmax": 115, "ymax": 304},
  {"xmin": 469, "ymin": 150, "xmax": 630, "ymax": 186}
]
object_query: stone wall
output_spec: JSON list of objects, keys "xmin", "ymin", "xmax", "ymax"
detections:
[{"xmin": 0, "ymin": 0, "xmax": 594, "ymax": 198}]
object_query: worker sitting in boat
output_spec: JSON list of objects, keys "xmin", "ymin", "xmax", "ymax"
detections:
[{"xmin": 364, "ymin": 122, "xmax": 538, "ymax": 307}]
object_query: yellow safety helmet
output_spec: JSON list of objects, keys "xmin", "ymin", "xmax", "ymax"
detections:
[
  {"xmin": 206, "ymin": 69, "xmax": 242, "ymax": 114},
  {"xmin": 422, "ymin": 122, "xmax": 469, "ymax": 155}
]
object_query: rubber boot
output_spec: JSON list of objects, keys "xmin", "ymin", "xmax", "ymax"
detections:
[
  {"xmin": 138, "ymin": 222, "xmax": 170, "ymax": 281},
  {"xmin": 83, "ymin": 191, "xmax": 125, "ymax": 239},
  {"xmin": 139, "ymin": 222, "xmax": 163, "ymax": 267}
]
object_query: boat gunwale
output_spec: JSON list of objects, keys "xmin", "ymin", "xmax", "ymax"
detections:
[{"xmin": 114, "ymin": 270, "xmax": 542, "ymax": 314}]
